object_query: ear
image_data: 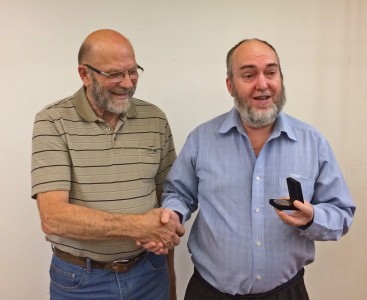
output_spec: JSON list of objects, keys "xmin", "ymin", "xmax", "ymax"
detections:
[
  {"xmin": 78, "ymin": 65, "xmax": 91, "ymax": 87},
  {"xmin": 226, "ymin": 77, "xmax": 234, "ymax": 97}
]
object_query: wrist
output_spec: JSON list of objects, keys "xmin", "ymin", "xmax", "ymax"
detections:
[
  {"xmin": 173, "ymin": 211, "xmax": 183, "ymax": 223},
  {"xmin": 298, "ymin": 217, "xmax": 314, "ymax": 230}
]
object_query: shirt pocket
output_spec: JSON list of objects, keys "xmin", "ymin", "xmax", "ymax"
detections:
[
  {"xmin": 138, "ymin": 141, "xmax": 160, "ymax": 179},
  {"xmin": 278, "ymin": 175, "xmax": 315, "ymax": 202}
]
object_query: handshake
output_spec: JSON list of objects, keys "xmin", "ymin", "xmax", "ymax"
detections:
[{"xmin": 135, "ymin": 208, "xmax": 185, "ymax": 255}]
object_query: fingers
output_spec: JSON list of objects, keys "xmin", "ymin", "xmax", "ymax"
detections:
[
  {"xmin": 274, "ymin": 200, "xmax": 314, "ymax": 227},
  {"xmin": 177, "ymin": 224, "xmax": 185, "ymax": 237},
  {"xmin": 292, "ymin": 200, "xmax": 306, "ymax": 211},
  {"xmin": 171, "ymin": 233, "xmax": 180, "ymax": 246},
  {"xmin": 160, "ymin": 208, "xmax": 186, "ymax": 238},
  {"xmin": 138, "ymin": 241, "xmax": 169, "ymax": 255},
  {"xmin": 137, "ymin": 208, "xmax": 185, "ymax": 254},
  {"xmin": 293, "ymin": 200, "xmax": 314, "ymax": 220},
  {"xmin": 160, "ymin": 208, "xmax": 172, "ymax": 224}
]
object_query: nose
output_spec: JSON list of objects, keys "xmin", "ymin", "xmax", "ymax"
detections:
[
  {"xmin": 255, "ymin": 74, "xmax": 268, "ymax": 91},
  {"xmin": 118, "ymin": 74, "xmax": 134, "ymax": 89}
]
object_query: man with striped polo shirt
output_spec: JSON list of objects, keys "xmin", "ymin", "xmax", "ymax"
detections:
[{"xmin": 31, "ymin": 29, "xmax": 184, "ymax": 300}]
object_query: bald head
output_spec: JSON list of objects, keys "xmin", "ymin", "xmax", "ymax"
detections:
[
  {"xmin": 78, "ymin": 29, "xmax": 135, "ymax": 65},
  {"xmin": 226, "ymin": 38, "xmax": 283, "ymax": 80}
]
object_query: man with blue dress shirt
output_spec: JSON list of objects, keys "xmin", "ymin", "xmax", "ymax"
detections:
[{"xmin": 158, "ymin": 39, "xmax": 355, "ymax": 299}]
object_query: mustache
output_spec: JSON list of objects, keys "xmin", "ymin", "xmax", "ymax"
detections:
[
  {"xmin": 111, "ymin": 87, "xmax": 136, "ymax": 97},
  {"xmin": 111, "ymin": 88, "xmax": 128, "ymax": 93},
  {"xmin": 254, "ymin": 90, "xmax": 271, "ymax": 97}
]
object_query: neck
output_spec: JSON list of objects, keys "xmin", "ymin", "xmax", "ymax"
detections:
[
  {"xmin": 100, "ymin": 111, "xmax": 121, "ymax": 129},
  {"xmin": 242, "ymin": 121, "xmax": 274, "ymax": 156},
  {"xmin": 87, "ymin": 95, "xmax": 121, "ymax": 129}
]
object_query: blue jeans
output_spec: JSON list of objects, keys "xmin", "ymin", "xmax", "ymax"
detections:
[{"xmin": 49, "ymin": 252, "xmax": 169, "ymax": 300}]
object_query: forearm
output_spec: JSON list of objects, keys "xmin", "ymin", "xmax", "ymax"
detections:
[
  {"xmin": 37, "ymin": 191, "xmax": 177, "ymax": 244},
  {"xmin": 38, "ymin": 197, "xmax": 139, "ymax": 240},
  {"xmin": 300, "ymin": 203, "xmax": 355, "ymax": 241}
]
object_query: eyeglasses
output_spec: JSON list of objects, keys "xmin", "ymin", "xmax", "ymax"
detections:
[{"xmin": 84, "ymin": 64, "xmax": 144, "ymax": 82}]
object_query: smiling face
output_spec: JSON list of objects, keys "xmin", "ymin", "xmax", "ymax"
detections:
[
  {"xmin": 226, "ymin": 39, "xmax": 286, "ymax": 128},
  {"xmin": 89, "ymin": 71, "xmax": 136, "ymax": 114},
  {"xmin": 78, "ymin": 30, "xmax": 138, "ymax": 116}
]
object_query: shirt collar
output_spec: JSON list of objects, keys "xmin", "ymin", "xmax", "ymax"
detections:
[
  {"xmin": 271, "ymin": 112, "xmax": 296, "ymax": 141},
  {"xmin": 219, "ymin": 107, "xmax": 247, "ymax": 135},
  {"xmin": 219, "ymin": 107, "xmax": 296, "ymax": 141},
  {"xmin": 74, "ymin": 87, "xmax": 138, "ymax": 122}
]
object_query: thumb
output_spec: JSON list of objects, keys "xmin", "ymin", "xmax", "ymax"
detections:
[{"xmin": 160, "ymin": 208, "xmax": 171, "ymax": 224}]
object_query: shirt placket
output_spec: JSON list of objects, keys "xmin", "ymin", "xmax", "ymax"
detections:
[{"xmin": 251, "ymin": 151, "xmax": 266, "ymax": 291}]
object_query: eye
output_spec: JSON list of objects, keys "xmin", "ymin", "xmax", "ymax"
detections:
[
  {"xmin": 241, "ymin": 73, "xmax": 255, "ymax": 81},
  {"xmin": 128, "ymin": 69, "xmax": 139, "ymax": 78},
  {"xmin": 108, "ymin": 71, "xmax": 125, "ymax": 79},
  {"xmin": 265, "ymin": 69, "xmax": 278, "ymax": 78}
]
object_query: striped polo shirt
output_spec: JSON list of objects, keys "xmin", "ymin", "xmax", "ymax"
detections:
[{"xmin": 31, "ymin": 87, "xmax": 176, "ymax": 261}]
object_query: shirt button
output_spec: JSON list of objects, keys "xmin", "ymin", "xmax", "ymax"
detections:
[
  {"xmin": 255, "ymin": 208, "xmax": 260, "ymax": 213},
  {"xmin": 256, "ymin": 241, "xmax": 262, "ymax": 247},
  {"xmin": 107, "ymin": 127, "xmax": 111, "ymax": 131},
  {"xmin": 255, "ymin": 176, "xmax": 261, "ymax": 181},
  {"xmin": 256, "ymin": 275, "xmax": 261, "ymax": 280}
]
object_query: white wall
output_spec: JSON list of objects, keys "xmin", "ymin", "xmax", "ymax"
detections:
[{"xmin": 1, "ymin": 0, "xmax": 366, "ymax": 299}]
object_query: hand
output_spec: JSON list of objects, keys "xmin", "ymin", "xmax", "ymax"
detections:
[
  {"xmin": 136, "ymin": 208, "xmax": 185, "ymax": 254},
  {"xmin": 275, "ymin": 200, "xmax": 314, "ymax": 227}
]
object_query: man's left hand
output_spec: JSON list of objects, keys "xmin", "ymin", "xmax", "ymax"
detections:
[{"xmin": 275, "ymin": 200, "xmax": 314, "ymax": 227}]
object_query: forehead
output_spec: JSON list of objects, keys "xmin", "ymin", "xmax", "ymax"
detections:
[
  {"xmin": 232, "ymin": 40, "xmax": 279, "ymax": 69},
  {"xmin": 91, "ymin": 40, "xmax": 137, "ymax": 69}
]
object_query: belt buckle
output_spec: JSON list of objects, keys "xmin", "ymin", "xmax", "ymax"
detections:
[{"xmin": 112, "ymin": 258, "xmax": 130, "ymax": 273}]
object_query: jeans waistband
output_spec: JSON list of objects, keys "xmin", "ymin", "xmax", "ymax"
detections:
[{"xmin": 53, "ymin": 247, "xmax": 147, "ymax": 273}]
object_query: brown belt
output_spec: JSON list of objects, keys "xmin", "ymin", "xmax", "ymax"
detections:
[{"xmin": 53, "ymin": 247, "xmax": 147, "ymax": 273}]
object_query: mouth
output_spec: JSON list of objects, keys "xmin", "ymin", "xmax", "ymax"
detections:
[
  {"xmin": 251, "ymin": 94, "xmax": 273, "ymax": 109},
  {"xmin": 111, "ymin": 90, "xmax": 129, "ymax": 100},
  {"xmin": 253, "ymin": 95, "xmax": 271, "ymax": 101}
]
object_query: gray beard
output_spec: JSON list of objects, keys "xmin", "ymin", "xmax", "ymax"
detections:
[
  {"xmin": 91, "ymin": 76, "xmax": 135, "ymax": 114},
  {"xmin": 234, "ymin": 85, "xmax": 286, "ymax": 128}
]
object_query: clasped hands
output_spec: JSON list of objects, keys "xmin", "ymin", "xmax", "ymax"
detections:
[{"xmin": 136, "ymin": 208, "xmax": 185, "ymax": 255}]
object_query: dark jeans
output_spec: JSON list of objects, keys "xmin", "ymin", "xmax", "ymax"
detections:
[{"xmin": 185, "ymin": 268, "xmax": 309, "ymax": 300}]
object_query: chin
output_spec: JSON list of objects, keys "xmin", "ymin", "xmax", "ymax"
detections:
[{"xmin": 109, "ymin": 98, "xmax": 130, "ymax": 112}]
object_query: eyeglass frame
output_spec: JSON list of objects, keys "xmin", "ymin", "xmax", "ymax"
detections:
[{"xmin": 83, "ymin": 64, "xmax": 144, "ymax": 82}]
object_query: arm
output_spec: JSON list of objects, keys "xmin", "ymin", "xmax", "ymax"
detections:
[
  {"xmin": 162, "ymin": 132, "xmax": 200, "ymax": 222},
  {"xmin": 274, "ymin": 138, "xmax": 355, "ymax": 240},
  {"xmin": 37, "ymin": 190, "xmax": 183, "ymax": 247},
  {"xmin": 136, "ymin": 133, "xmax": 200, "ymax": 254},
  {"xmin": 137, "ymin": 131, "xmax": 202, "ymax": 254},
  {"xmin": 33, "ymin": 107, "xmax": 184, "ymax": 247}
]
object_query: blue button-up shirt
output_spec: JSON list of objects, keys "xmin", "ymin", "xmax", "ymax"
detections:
[{"xmin": 162, "ymin": 108, "xmax": 355, "ymax": 295}]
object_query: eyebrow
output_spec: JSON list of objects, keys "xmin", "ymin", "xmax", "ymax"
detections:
[
  {"xmin": 107, "ymin": 66, "xmax": 138, "ymax": 73},
  {"xmin": 239, "ymin": 63, "xmax": 279, "ymax": 70}
]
